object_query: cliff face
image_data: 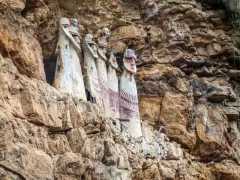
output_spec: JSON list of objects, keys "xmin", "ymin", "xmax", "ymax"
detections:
[{"xmin": 0, "ymin": 0, "xmax": 240, "ymax": 179}]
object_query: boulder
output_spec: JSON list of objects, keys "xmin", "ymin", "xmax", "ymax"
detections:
[
  {"xmin": 139, "ymin": 97, "xmax": 162, "ymax": 125},
  {"xmin": 110, "ymin": 25, "xmax": 143, "ymax": 41},
  {"xmin": 207, "ymin": 86, "xmax": 236, "ymax": 103},
  {"xmin": 158, "ymin": 160, "xmax": 178, "ymax": 180},
  {"xmin": 160, "ymin": 92, "xmax": 196, "ymax": 149},
  {"xmin": 0, "ymin": 15, "xmax": 45, "ymax": 80},
  {"xmin": 0, "ymin": 143, "xmax": 53, "ymax": 180},
  {"xmin": 142, "ymin": 163, "xmax": 161, "ymax": 180},
  {"xmin": 55, "ymin": 153, "xmax": 94, "ymax": 179},
  {"xmin": 223, "ymin": 107, "xmax": 239, "ymax": 121},
  {"xmin": 191, "ymin": 78, "xmax": 237, "ymax": 103},
  {"xmin": 194, "ymin": 105, "xmax": 231, "ymax": 159},
  {"xmin": 0, "ymin": 0, "xmax": 25, "ymax": 13},
  {"xmin": 227, "ymin": 69, "xmax": 240, "ymax": 78},
  {"xmin": 166, "ymin": 142, "xmax": 183, "ymax": 160}
]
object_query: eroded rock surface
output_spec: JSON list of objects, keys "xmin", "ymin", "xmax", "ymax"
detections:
[{"xmin": 0, "ymin": 0, "xmax": 240, "ymax": 179}]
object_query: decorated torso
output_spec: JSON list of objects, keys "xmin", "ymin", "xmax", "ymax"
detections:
[
  {"xmin": 83, "ymin": 34, "xmax": 101, "ymax": 101},
  {"xmin": 96, "ymin": 28, "xmax": 111, "ymax": 112},
  {"xmin": 120, "ymin": 49, "xmax": 142, "ymax": 137},
  {"xmin": 107, "ymin": 52, "xmax": 120, "ymax": 118},
  {"xmin": 53, "ymin": 17, "xmax": 86, "ymax": 101}
]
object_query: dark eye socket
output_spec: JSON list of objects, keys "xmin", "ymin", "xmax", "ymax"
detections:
[{"xmin": 126, "ymin": 58, "xmax": 133, "ymax": 62}]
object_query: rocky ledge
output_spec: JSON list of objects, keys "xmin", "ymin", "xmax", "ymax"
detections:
[{"xmin": 0, "ymin": 0, "xmax": 240, "ymax": 179}]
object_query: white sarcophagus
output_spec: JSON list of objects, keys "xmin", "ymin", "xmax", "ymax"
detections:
[
  {"xmin": 120, "ymin": 49, "xmax": 142, "ymax": 138},
  {"xmin": 83, "ymin": 34, "xmax": 103, "ymax": 106},
  {"xmin": 68, "ymin": 19, "xmax": 86, "ymax": 101},
  {"xmin": 96, "ymin": 28, "xmax": 110, "ymax": 114},
  {"xmin": 53, "ymin": 18, "xmax": 86, "ymax": 101},
  {"xmin": 107, "ymin": 52, "xmax": 120, "ymax": 118}
]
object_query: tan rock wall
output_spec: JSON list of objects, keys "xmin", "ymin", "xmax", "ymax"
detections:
[
  {"xmin": 0, "ymin": 13, "xmax": 46, "ymax": 80},
  {"xmin": 0, "ymin": 0, "xmax": 240, "ymax": 179}
]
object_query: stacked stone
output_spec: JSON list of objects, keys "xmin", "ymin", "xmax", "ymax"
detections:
[{"xmin": 52, "ymin": 20, "xmax": 142, "ymax": 137}]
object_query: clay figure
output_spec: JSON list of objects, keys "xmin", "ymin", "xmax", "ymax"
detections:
[
  {"xmin": 83, "ymin": 34, "xmax": 102, "ymax": 106},
  {"xmin": 53, "ymin": 17, "xmax": 86, "ymax": 101},
  {"xmin": 96, "ymin": 28, "xmax": 110, "ymax": 113},
  {"xmin": 120, "ymin": 49, "xmax": 142, "ymax": 137},
  {"xmin": 108, "ymin": 52, "xmax": 120, "ymax": 118},
  {"xmin": 69, "ymin": 18, "xmax": 86, "ymax": 100}
]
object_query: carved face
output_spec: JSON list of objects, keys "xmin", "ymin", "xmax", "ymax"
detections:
[
  {"xmin": 103, "ymin": 27, "xmax": 110, "ymax": 36},
  {"xmin": 91, "ymin": 44, "xmax": 98, "ymax": 54},
  {"xmin": 59, "ymin": 17, "xmax": 70, "ymax": 27},
  {"xmin": 72, "ymin": 18, "xmax": 78, "ymax": 27},
  {"xmin": 85, "ymin": 34, "xmax": 98, "ymax": 58},
  {"xmin": 123, "ymin": 49, "xmax": 137, "ymax": 73},
  {"xmin": 109, "ymin": 52, "xmax": 119, "ymax": 69},
  {"xmin": 85, "ymin": 34, "xmax": 93, "ymax": 41}
]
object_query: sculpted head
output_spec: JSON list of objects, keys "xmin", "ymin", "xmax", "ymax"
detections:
[
  {"xmin": 85, "ymin": 34, "xmax": 93, "ymax": 42},
  {"xmin": 109, "ymin": 52, "xmax": 119, "ymax": 69},
  {"xmin": 84, "ymin": 34, "xmax": 98, "ymax": 58},
  {"xmin": 102, "ymin": 27, "xmax": 110, "ymax": 36},
  {"xmin": 72, "ymin": 18, "xmax": 78, "ymax": 27},
  {"xmin": 123, "ymin": 49, "xmax": 137, "ymax": 74},
  {"xmin": 59, "ymin": 17, "xmax": 70, "ymax": 27}
]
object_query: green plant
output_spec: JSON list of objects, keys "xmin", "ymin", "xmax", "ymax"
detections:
[{"xmin": 222, "ymin": 0, "xmax": 240, "ymax": 26}]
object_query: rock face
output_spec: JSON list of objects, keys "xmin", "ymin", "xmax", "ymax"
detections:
[
  {"xmin": 0, "ymin": 0, "xmax": 240, "ymax": 179},
  {"xmin": 0, "ymin": 11, "xmax": 46, "ymax": 80},
  {"xmin": 160, "ymin": 92, "xmax": 196, "ymax": 149}
]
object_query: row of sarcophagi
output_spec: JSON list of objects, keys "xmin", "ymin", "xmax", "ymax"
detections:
[{"xmin": 53, "ymin": 17, "xmax": 142, "ymax": 137}]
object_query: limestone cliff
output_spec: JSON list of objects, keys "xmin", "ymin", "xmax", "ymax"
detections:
[{"xmin": 0, "ymin": 0, "xmax": 240, "ymax": 179}]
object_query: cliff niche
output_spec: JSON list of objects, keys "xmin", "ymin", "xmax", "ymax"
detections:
[{"xmin": 0, "ymin": 0, "xmax": 240, "ymax": 179}]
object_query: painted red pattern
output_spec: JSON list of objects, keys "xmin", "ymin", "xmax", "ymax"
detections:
[
  {"xmin": 99, "ymin": 77, "xmax": 109, "ymax": 99},
  {"xmin": 120, "ymin": 89, "xmax": 139, "ymax": 120},
  {"xmin": 109, "ymin": 89, "xmax": 119, "ymax": 112}
]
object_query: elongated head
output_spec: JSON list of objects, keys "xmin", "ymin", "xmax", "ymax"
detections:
[
  {"xmin": 103, "ymin": 27, "xmax": 110, "ymax": 36},
  {"xmin": 85, "ymin": 34, "xmax": 93, "ymax": 41},
  {"xmin": 109, "ymin": 52, "xmax": 119, "ymax": 69},
  {"xmin": 72, "ymin": 18, "xmax": 78, "ymax": 27},
  {"xmin": 59, "ymin": 17, "xmax": 70, "ymax": 26},
  {"xmin": 123, "ymin": 49, "xmax": 137, "ymax": 73}
]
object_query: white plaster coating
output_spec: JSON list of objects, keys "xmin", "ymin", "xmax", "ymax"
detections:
[
  {"xmin": 96, "ymin": 28, "xmax": 110, "ymax": 113},
  {"xmin": 108, "ymin": 52, "xmax": 120, "ymax": 118},
  {"xmin": 83, "ymin": 34, "xmax": 103, "ymax": 106},
  {"xmin": 69, "ymin": 20, "xmax": 87, "ymax": 101},
  {"xmin": 120, "ymin": 49, "xmax": 142, "ymax": 138},
  {"xmin": 53, "ymin": 17, "xmax": 86, "ymax": 101}
]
